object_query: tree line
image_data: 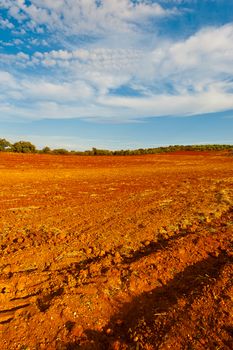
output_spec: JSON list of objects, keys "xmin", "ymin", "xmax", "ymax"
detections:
[{"xmin": 0, "ymin": 138, "xmax": 233, "ymax": 156}]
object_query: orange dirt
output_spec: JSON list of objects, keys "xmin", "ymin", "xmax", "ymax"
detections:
[{"xmin": 0, "ymin": 152, "xmax": 232, "ymax": 350}]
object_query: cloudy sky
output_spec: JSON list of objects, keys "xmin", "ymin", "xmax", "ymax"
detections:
[{"xmin": 0, "ymin": 0, "xmax": 233, "ymax": 150}]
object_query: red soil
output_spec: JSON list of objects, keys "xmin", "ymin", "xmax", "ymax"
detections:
[{"xmin": 0, "ymin": 152, "xmax": 232, "ymax": 350}]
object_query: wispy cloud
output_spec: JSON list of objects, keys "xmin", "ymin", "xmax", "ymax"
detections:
[
  {"xmin": 0, "ymin": 1, "xmax": 233, "ymax": 124},
  {"xmin": 2, "ymin": 1, "xmax": 176, "ymax": 43}
]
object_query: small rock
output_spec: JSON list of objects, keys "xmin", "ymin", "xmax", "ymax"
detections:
[
  {"xmin": 59, "ymin": 232, "xmax": 67, "ymax": 240},
  {"xmin": 2, "ymin": 265, "xmax": 11, "ymax": 274},
  {"xmin": 71, "ymin": 324, "xmax": 83, "ymax": 337},
  {"xmin": 99, "ymin": 250, "xmax": 106, "ymax": 257},
  {"xmin": 68, "ymin": 275, "xmax": 77, "ymax": 288},
  {"xmin": 112, "ymin": 340, "xmax": 121, "ymax": 350},
  {"xmin": 85, "ymin": 248, "xmax": 93, "ymax": 255},
  {"xmin": 159, "ymin": 228, "xmax": 167, "ymax": 235},
  {"xmin": 114, "ymin": 252, "xmax": 122, "ymax": 263},
  {"xmin": 116, "ymin": 319, "xmax": 124, "ymax": 326},
  {"xmin": 106, "ymin": 328, "xmax": 113, "ymax": 335}
]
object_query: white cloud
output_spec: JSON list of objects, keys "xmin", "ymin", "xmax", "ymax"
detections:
[
  {"xmin": 0, "ymin": 70, "xmax": 94, "ymax": 102},
  {"xmin": 99, "ymin": 90, "xmax": 233, "ymax": 117},
  {"xmin": 3, "ymin": 0, "xmax": 177, "ymax": 43},
  {"xmin": 0, "ymin": 71, "xmax": 17, "ymax": 88},
  {"xmin": 0, "ymin": 16, "xmax": 14, "ymax": 29},
  {"xmin": 21, "ymin": 79, "xmax": 94, "ymax": 101},
  {"xmin": 0, "ymin": 2, "xmax": 233, "ymax": 123}
]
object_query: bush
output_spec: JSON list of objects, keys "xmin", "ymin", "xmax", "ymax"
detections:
[{"xmin": 52, "ymin": 148, "xmax": 69, "ymax": 155}]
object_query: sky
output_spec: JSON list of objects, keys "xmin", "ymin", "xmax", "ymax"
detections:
[{"xmin": 0, "ymin": 0, "xmax": 233, "ymax": 150}]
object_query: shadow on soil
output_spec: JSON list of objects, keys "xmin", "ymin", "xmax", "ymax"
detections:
[
  {"xmin": 60, "ymin": 227, "xmax": 197, "ymax": 280},
  {"xmin": 59, "ymin": 250, "xmax": 232, "ymax": 350},
  {"xmin": 121, "ymin": 230, "xmax": 191, "ymax": 264},
  {"xmin": 57, "ymin": 209, "xmax": 233, "ymax": 289}
]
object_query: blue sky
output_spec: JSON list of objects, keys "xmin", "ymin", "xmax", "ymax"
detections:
[{"xmin": 0, "ymin": 0, "xmax": 233, "ymax": 150}]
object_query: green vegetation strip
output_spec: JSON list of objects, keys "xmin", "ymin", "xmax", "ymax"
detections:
[{"xmin": 0, "ymin": 138, "xmax": 233, "ymax": 155}]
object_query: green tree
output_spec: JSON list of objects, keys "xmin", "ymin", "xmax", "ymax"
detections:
[
  {"xmin": 41, "ymin": 146, "xmax": 51, "ymax": 154},
  {"xmin": 0, "ymin": 138, "xmax": 12, "ymax": 151},
  {"xmin": 12, "ymin": 141, "xmax": 37, "ymax": 153}
]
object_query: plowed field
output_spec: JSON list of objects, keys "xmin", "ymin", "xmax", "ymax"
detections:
[{"xmin": 0, "ymin": 152, "xmax": 232, "ymax": 350}]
